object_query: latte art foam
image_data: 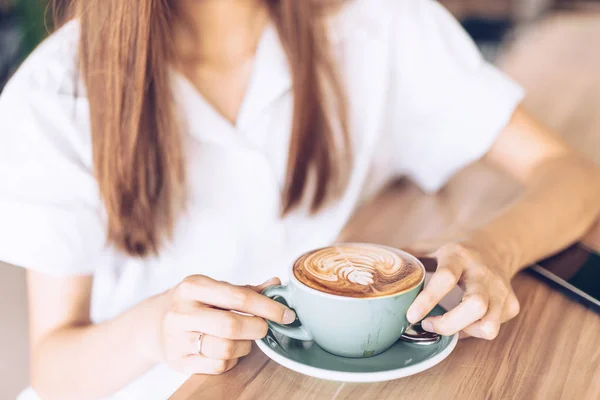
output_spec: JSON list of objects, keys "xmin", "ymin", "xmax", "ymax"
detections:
[{"xmin": 293, "ymin": 244, "xmax": 424, "ymax": 298}]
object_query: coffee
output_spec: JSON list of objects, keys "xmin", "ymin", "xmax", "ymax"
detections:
[
  {"xmin": 264, "ymin": 244, "xmax": 434, "ymax": 358},
  {"xmin": 293, "ymin": 243, "xmax": 424, "ymax": 298}
]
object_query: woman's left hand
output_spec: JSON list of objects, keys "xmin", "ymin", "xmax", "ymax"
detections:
[{"xmin": 406, "ymin": 242, "xmax": 521, "ymax": 340}]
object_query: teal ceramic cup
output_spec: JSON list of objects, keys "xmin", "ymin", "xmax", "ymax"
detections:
[{"xmin": 263, "ymin": 246, "xmax": 438, "ymax": 358}]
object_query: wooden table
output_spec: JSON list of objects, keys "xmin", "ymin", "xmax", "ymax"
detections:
[{"xmin": 171, "ymin": 13, "xmax": 600, "ymax": 400}]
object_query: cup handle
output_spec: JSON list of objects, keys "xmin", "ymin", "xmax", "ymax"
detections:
[
  {"xmin": 400, "ymin": 322, "xmax": 441, "ymax": 345},
  {"xmin": 262, "ymin": 285, "xmax": 313, "ymax": 341}
]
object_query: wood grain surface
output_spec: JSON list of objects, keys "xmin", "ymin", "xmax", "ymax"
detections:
[{"xmin": 171, "ymin": 12, "xmax": 600, "ymax": 400}]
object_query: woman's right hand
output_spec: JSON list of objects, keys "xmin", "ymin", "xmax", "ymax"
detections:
[{"xmin": 158, "ymin": 275, "xmax": 295, "ymax": 375}]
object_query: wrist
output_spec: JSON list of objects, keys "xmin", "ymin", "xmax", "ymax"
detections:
[{"xmin": 131, "ymin": 291, "xmax": 172, "ymax": 365}]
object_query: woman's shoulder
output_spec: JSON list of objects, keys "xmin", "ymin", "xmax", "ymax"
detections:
[
  {"xmin": 0, "ymin": 20, "xmax": 93, "ymax": 189},
  {"xmin": 331, "ymin": 0, "xmax": 462, "ymax": 49},
  {"xmin": 0, "ymin": 21, "xmax": 109, "ymax": 277},
  {"xmin": 331, "ymin": 0, "xmax": 430, "ymax": 38},
  {"xmin": 0, "ymin": 20, "xmax": 89, "ymax": 154},
  {"xmin": 1, "ymin": 20, "xmax": 81, "ymax": 99}
]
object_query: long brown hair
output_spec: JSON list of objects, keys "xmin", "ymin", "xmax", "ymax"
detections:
[{"xmin": 55, "ymin": 0, "xmax": 350, "ymax": 257}]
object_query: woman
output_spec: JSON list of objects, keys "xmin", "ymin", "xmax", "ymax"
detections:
[{"xmin": 1, "ymin": 0, "xmax": 599, "ymax": 398}]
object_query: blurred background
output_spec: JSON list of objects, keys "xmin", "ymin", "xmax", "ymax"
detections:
[
  {"xmin": 1, "ymin": 0, "xmax": 600, "ymax": 398},
  {"xmin": 2, "ymin": 0, "xmax": 599, "ymax": 92}
]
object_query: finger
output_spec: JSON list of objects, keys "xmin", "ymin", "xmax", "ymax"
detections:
[
  {"xmin": 199, "ymin": 335, "xmax": 252, "ymax": 360},
  {"xmin": 458, "ymin": 331, "xmax": 472, "ymax": 340},
  {"xmin": 175, "ymin": 355, "xmax": 239, "ymax": 375},
  {"xmin": 178, "ymin": 276, "xmax": 296, "ymax": 324},
  {"xmin": 461, "ymin": 293, "xmax": 505, "ymax": 340},
  {"xmin": 421, "ymin": 283, "xmax": 489, "ymax": 336},
  {"xmin": 407, "ymin": 253, "xmax": 463, "ymax": 323},
  {"xmin": 462, "ymin": 291, "xmax": 519, "ymax": 340},
  {"xmin": 174, "ymin": 307, "xmax": 269, "ymax": 340},
  {"xmin": 459, "ymin": 296, "xmax": 520, "ymax": 340},
  {"xmin": 250, "ymin": 277, "xmax": 282, "ymax": 293},
  {"xmin": 501, "ymin": 292, "xmax": 520, "ymax": 323}
]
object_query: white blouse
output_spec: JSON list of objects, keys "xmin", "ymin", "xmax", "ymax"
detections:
[{"xmin": 0, "ymin": 0, "xmax": 523, "ymax": 398}]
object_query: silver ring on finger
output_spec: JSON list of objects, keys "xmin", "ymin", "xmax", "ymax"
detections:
[{"xmin": 196, "ymin": 332, "xmax": 204, "ymax": 356}]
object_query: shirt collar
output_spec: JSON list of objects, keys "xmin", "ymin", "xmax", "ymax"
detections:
[
  {"xmin": 172, "ymin": 23, "xmax": 292, "ymax": 145},
  {"xmin": 236, "ymin": 23, "xmax": 292, "ymax": 131}
]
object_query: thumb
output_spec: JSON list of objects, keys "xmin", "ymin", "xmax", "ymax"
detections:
[{"xmin": 251, "ymin": 277, "xmax": 282, "ymax": 293}]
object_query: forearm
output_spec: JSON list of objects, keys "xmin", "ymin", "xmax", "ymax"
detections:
[
  {"xmin": 465, "ymin": 155, "xmax": 600, "ymax": 276},
  {"xmin": 31, "ymin": 292, "xmax": 169, "ymax": 400}
]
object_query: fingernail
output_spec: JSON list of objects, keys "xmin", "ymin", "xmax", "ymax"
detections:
[
  {"xmin": 421, "ymin": 319, "xmax": 434, "ymax": 332},
  {"xmin": 407, "ymin": 307, "xmax": 421, "ymax": 323},
  {"xmin": 283, "ymin": 309, "xmax": 296, "ymax": 324}
]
